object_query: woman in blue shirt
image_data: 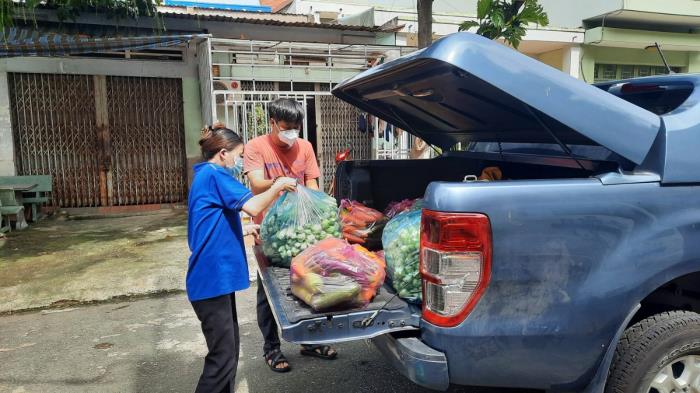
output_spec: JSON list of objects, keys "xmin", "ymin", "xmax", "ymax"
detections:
[{"xmin": 188, "ymin": 123, "xmax": 296, "ymax": 393}]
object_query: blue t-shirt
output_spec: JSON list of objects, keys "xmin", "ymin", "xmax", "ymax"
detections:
[{"xmin": 187, "ymin": 162, "xmax": 253, "ymax": 301}]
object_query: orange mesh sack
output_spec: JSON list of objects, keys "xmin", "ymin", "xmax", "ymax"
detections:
[{"xmin": 290, "ymin": 238, "xmax": 386, "ymax": 311}]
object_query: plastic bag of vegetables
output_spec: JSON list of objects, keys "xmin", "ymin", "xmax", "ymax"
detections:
[
  {"xmin": 260, "ymin": 185, "xmax": 342, "ymax": 267},
  {"xmin": 291, "ymin": 272, "xmax": 361, "ymax": 311},
  {"xmin": 339, "ymin": 200, "xmax": 387, "ymax": 250},
  {"xmin": 382, "ymin": 209, "xmax": 422, "ymax": 302},
  {"xmin": 291, "ymin": 238, "xmax": 386, "ymax": 310},
  {"xmin": 385, "ymin": 198, "xmax": 424, "ymax": 219}
]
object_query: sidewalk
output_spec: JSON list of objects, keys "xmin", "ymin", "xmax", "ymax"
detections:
[{"xmin": 0, "ymin": 210, "xmax": 189, "ymax": 313}]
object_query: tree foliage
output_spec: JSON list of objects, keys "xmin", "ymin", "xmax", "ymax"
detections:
[
  {"xmin": 458, "ymin": 0, "xmax": 548, "ymax": 49},
  {"xmin": 0, "ymin": 0, "xmax": 161, "ymax": 29}
]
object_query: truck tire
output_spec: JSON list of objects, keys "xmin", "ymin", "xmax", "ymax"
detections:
[{"xmin": 605, "ymin": 310, "xmax": 700, "ymax": 393}]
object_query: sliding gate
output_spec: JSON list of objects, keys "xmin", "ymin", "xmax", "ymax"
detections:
[{"xmin": 9, "ymin": 73, "xmax": 187, "ymax": 207}]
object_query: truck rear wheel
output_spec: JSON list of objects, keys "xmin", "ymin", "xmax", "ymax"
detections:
[{"xmin": 605, "ymin": 310, "xmax": 700, "ymax": 393}]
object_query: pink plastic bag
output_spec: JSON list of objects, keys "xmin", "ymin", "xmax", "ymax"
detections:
[{"xmin": 291, "ymin": 238, "xmax": 386, "ymax": 311}]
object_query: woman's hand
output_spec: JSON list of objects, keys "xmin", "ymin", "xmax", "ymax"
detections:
[
  {"xmin": 243, "ymin": 224, "xmax": 260, "ymax": 238},
  {"xmin": 272, "ymin": 177, "xmax": 298, "ymax": 193},
  {"xmin": 242, "ymin": 177, "xmax": 298, "ymax": 217}
]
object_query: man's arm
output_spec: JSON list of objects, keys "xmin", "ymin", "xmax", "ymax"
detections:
[
  {"xmin": 305, "ymin": 178, "xmax": 319, "ymax": 191},
  {"xmin": 247, "ymin": 169, "xmax": 275, "ymax": 195},
  {"xmin": 304, "ymin": 143, "xmax": 321, "ymax": 191}
]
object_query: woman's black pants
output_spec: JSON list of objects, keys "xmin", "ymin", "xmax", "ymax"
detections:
[{"xmin": 191, "ymin": 293, "xmax": 239, "ymax": 393}]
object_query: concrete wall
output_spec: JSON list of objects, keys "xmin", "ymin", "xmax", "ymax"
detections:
[
  {"xmin": 538, "ymin": 48, "xmax": 565, "ymax": 70},
  {"xmin": 581, "ymin": 45, "xmax": 694, "ymax": 83},
  {"xmin": 0, "ymin": 46, "xmax": 203, "ymax": 184},
  {"xmin": 623, "ymin": 0, "xmax": 700, "ymax": 16},
  {"xmin": 0, "ymin": 72, "xmax": 13, "ymax": 175},
  {"xmin": 538, "ymin": 0, "xmax": 621, "ymax": 29},
  {"xmin": 586, "ymin": 27, "xmax": 700, "ymax": 51},
  {"xmin": 182, "ymin": 77, "xmax": 204, "ymax": 185}
]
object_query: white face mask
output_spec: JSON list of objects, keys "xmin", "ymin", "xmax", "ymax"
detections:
[{"xmin": 278, "ymin": 129, "xmax": 299, "ymax": 147}]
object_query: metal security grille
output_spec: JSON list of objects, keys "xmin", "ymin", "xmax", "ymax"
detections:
[
  {"xmin": 9, "ymin": 73, "xmax": 101, "ymax": 207},
  {"xmin": 318, "ymin": 95, "xmax": 370, "ymax": 193},
  {"xmin": 215, "ymin": 91, "xmax": 312, "ymax": 143},
  {"xmin": 9, "ymin": 73, "xmax": 186, "ymax": 208},
  {"xmin": 107, "ymin": 76, "xmax": 187, "ymax": 205}
]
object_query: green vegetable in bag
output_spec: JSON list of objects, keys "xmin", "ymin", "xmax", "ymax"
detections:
[
  {"xmin": 260, "ymin": 185, "xmax": 342, "ymax": 267},
  {"xmin": 382, "ymin": 209, "xmax": 422, "ymax": 302}
]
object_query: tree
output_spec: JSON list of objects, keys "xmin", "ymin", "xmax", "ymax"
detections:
[
  {"xmin": 416, "ymin": 0, "xmax": 433, "ymax": 49},
  {"xmin": 458, "ymin": 0, "xmax": 548, "ymax": 49},
  {"xmin": 0, "ymin": 0, "xmax": 161, "ymax": 29}
]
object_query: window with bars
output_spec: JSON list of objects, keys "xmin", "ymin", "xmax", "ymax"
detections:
[{"xmin": 594, "ymin": 63, "xmax": 682, "ymax": 82}]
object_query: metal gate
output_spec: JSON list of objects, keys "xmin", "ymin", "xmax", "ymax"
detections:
[
  {"xmin": 9, "ymin": 73, "xmax": 102, "ymax": 207},
  {"xmin": 9, "ymin": 73, "xmax": 187, "ymax": 207},
  {"xmin": 216, "ymin": 91, "xmax": 310, "ymax": 143},
  {"xmin": 318, "ymin": 95, "xmax": 370, "ymax": 193},
  {"xmin": 214, "ymin": 90, "xmax": 363, "ymax": 191},
  {"xmin": 107, "ymin": 76, "xmax": 187, "ymax": 206}
]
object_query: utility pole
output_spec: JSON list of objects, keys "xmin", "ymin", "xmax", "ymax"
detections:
[{"xmin": 417, "ymin": 0, "xmax": 433, "ymax": 48}]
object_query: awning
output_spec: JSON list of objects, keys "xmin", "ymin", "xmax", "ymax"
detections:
[{"xmin": 0, "ymin": 28, "xmax": 209, "ymax": 57}]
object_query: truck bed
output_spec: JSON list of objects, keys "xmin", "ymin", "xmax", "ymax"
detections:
[{"xmin": 255, "ymin": 246, "xmax": 420, "ymax": 344}]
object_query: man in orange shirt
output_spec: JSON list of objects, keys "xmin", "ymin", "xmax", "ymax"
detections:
[{"xmin": 244, "ymin": 98, "xmax": 337, "ymax": 373}]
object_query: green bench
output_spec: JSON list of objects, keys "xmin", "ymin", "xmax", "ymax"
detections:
[
  {"xmin": 0, "ymin": 189, "xmax": 25, "ymax": 232},
  {"xmin": 0, "ymin": 175, "xmax": 52, "ymax": 222}
]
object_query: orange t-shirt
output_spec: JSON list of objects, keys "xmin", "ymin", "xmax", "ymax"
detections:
[{"xmin": 243, "ymin": 134, "xmax": 321, "ymax": 225}]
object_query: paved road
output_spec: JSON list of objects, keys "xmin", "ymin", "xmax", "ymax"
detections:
[{"xmin": 0, "ymin": 287, "xmax": 536, "ymax": 393}]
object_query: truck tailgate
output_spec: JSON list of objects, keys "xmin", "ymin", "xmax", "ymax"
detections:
[{"xmin": 255, "ymin": 246, "xmax": 420, "ymax": 344}]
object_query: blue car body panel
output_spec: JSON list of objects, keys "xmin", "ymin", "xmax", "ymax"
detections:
[
  {"xmin": 254, "ymin": 32, "xmax": 700, "ymax": 390},
  {"xmin": 418, "ymin": 179, "xmax": 700, "ymax": 389}
]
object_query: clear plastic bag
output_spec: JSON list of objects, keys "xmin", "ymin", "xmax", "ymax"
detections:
[
  {"xmin": 382, "ymin": 209, "xmax": 422, "ymax": 302},
  {"xmin": 260, "ymin": 185, "xmax": 342, "ymax": 267},
  {"xmin": 339, "ymin": 199, "xmax": 387, "ymax": 250},
  {"xmin": 291, "ymin": 238, "xmax": 386, "ymax": 311},
  {"xmin": 384, "ymin": 198, "xmax": 424, "ymax": 219}
]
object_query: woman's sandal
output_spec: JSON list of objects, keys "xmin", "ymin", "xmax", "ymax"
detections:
[
  {"xmin": 264, "ymin": 349, "xmax": 291, "ymax": 373},
  {"xmin": 300, "ymin": 345, "xmax": 338, "ymax": 360}
]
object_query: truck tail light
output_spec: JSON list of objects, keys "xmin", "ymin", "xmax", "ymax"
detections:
[{"xmin": 420, "ymin": 210, "xmax": 492, "ymax": 327}]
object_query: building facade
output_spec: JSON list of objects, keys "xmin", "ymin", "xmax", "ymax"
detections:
[
  {"xmin": 284, "ymin": 0, "xmax": 700, "ymax": 81},
  {"xmin": 1, "ymin": 1, "xmax": 698, "ymax": 209},
  {"xmin": 0, "ymin": 9, "xmax": 405, "ymax": 207}
]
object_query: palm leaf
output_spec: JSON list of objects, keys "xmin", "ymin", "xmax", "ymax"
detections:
[
  {"xmin": 476, "ymin": 0, "xmax": 493, "ymax": 20},
  {"xmin": 459, "ymin": 20, "xmax": 480, "ymax": 32}
]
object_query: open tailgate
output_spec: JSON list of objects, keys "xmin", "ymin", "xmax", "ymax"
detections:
[
  {"xmin": 254, "ymin": 246, "xmax": 420, "ymax": 345},
  {"xmin": 332, "ymin": 32, "xmax": 661, "ymax": 165}
]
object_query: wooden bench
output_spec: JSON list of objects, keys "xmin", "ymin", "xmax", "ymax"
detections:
[
  {"xmin": 0, "ymin": 175, "xmax": 52, "ymax": 221},
  {"xmin": 0, "ymin": 189, "xmax": 25, "ymax": 232}
]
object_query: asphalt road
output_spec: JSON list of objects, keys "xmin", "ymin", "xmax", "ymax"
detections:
[{"xmin": 0, "ymin": 289, "xmax": 534, "ymax": 393}]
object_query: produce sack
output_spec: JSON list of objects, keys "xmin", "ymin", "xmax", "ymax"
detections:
[
  {"xmin": 261, "ymin": 185, "xmax": 342, "ymax": 267},
  {"xmin": 384, "ymin": 198, "xmax": 424, "ymax": 219},
  {"xmin": 382, "ymin": 209, "xmax": 422, "ymax": 302},
  {"xmin": 291, "ymin": 238, "xmax": 386, "ymax": 310},
  {"xmin": 339, "ymin": 199, "xmax": 387, "ymax": 250}
]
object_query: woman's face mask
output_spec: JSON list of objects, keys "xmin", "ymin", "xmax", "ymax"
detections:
[{"xmin": 227, "ymin": 156, "xmax": 244, "ymax": 179}]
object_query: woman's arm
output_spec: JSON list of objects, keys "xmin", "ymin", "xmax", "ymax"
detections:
[{"xmin": 241, "ymin": 177, "xmax": 297, "ymax": 217}]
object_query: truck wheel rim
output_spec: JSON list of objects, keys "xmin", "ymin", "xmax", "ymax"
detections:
[{"xmin": 649, "ymin": 355, "xmax": 700, "ymax": 393}]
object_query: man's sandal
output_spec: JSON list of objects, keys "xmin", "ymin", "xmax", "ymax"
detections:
[
  {"xmin": 300, "ymin": 345, "xmax": 337, "ymax": 360},
  {"xmin": 264, "ymin": 349, "xmax": 291, "ymax": 373}
]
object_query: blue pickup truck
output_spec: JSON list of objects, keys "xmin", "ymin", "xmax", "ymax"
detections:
[{"xmin": 255, "ymin": 32, "xmax": 700, "ymax": 392}]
